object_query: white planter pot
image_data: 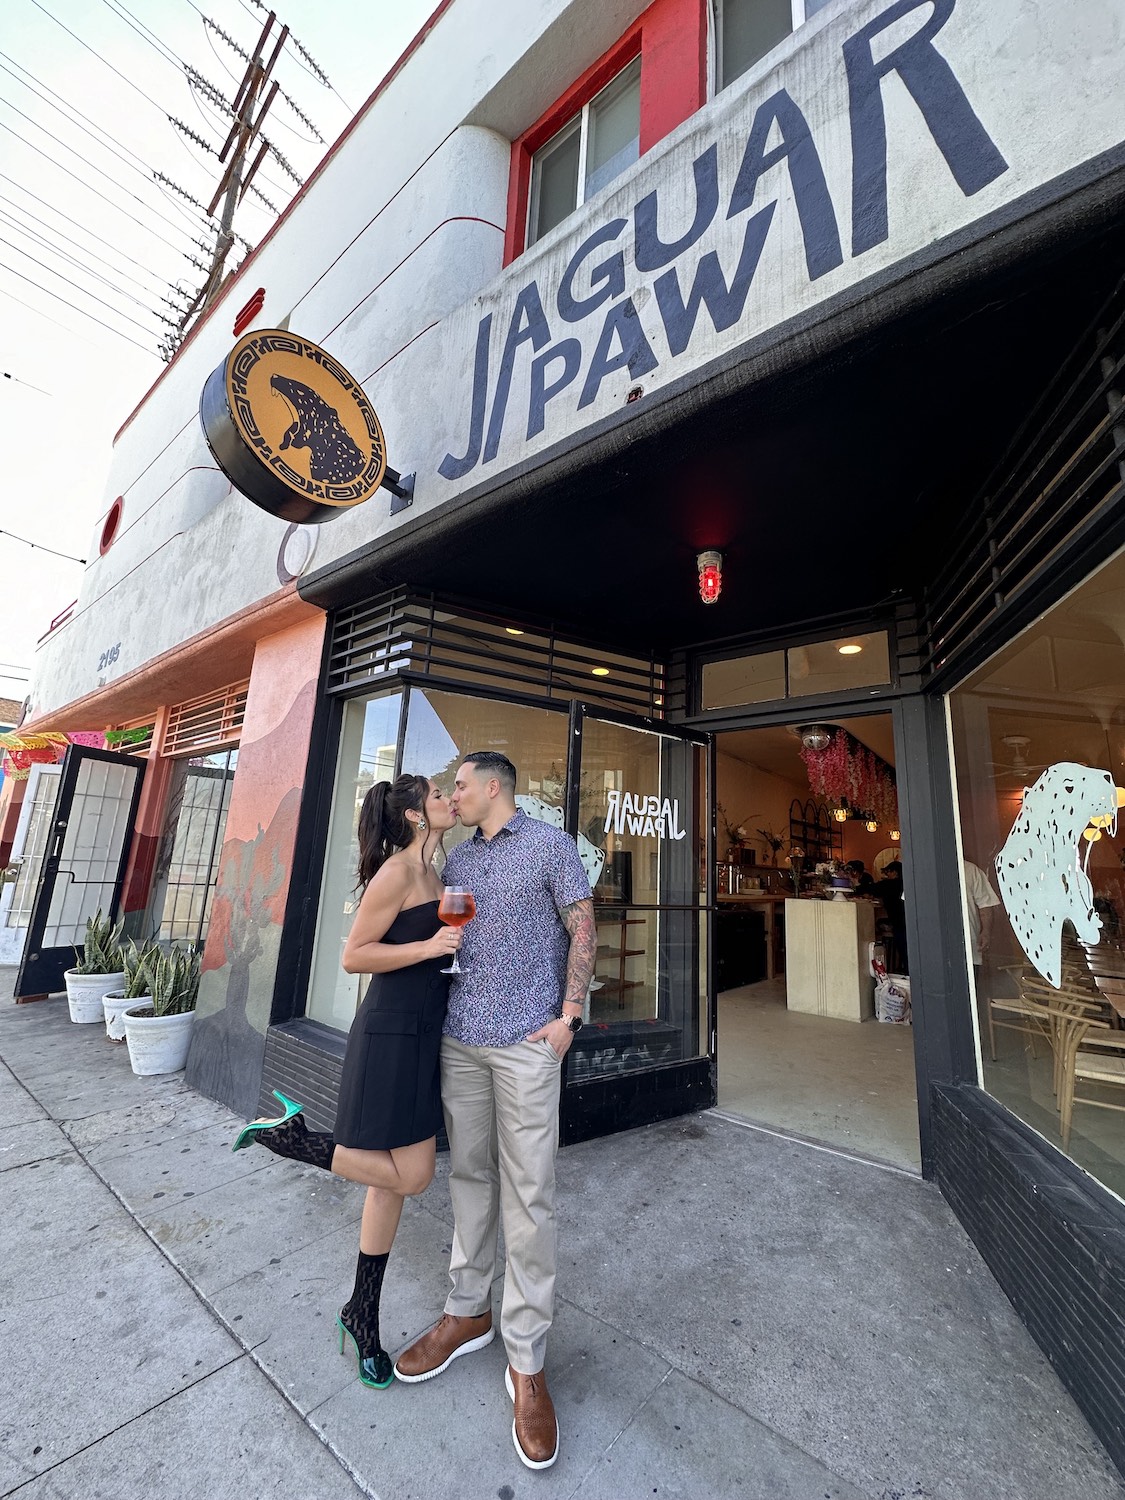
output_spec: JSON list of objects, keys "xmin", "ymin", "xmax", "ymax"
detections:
[
  {"xmin": 65, "ymin": 970, "xmax": 126, "ymax": 1024},
  {"xmin": 102, "ymin": 990, "xmax": 147, "ymax": 1042},
  {"xmin": 122, "ymin": 1004, "xmax": 196, "ymax": 1076}
]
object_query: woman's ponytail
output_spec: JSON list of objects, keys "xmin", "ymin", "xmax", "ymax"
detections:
[{"xmin": 356, "ymin": 773, "xmax": 430, "ymax": 887}]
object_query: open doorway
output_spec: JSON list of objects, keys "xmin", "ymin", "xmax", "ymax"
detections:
[{"xmin": 714, "ymin": 715, "xmax": 920, "ymax": 1171}]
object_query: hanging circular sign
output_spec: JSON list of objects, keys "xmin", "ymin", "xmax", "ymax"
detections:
[{"xmin": 199, "ymin": 329, "xmax": 387, "ymax": 525}]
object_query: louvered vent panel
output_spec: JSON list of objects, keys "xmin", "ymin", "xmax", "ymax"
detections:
[
  {"xmin": 327, "ymin": 591, "xmax": 665, "ymax": 716},
  {"xmin": 162, "ymin": 681, "xmax": 249, "ymax": 756}
]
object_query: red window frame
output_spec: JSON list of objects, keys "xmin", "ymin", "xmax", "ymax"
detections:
[{"xmin": 503, "ymin": 0, "xmax": 707, "ymax": 265}]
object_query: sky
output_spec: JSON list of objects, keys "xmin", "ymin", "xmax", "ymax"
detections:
[{"xmin": 0, "ymin": 0, "xmax": 436, "ymax": 712}]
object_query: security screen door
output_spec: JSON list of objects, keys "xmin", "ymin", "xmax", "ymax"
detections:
[{"xmin": 15, "ymin": 745, "xmax": 145, "ymax": 997}]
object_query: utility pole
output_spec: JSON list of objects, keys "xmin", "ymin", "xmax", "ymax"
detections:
[{"xmin": 176, "ymin": 10, "xmax": 287, "ymax": 333}]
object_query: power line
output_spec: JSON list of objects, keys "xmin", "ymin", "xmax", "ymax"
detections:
[
  {"xmin": 0, "ymin": 97, "xmax": 206, "ymax": 241},
  {"xmin": 0, "ymin": 239, "xmax": 163, "ymax": 334},
  {"xmin": 0, "ymin": 119, "xmax": 198, "ymax": 260},
  {"xmin": 0, "ymin": 219, "xmax": 168, "ymax": 319},
  {"xmin": 0, "ymin": 284, "xmax": 101, "ymax": 346},
  {"xmin": 0, "ymin": 528, "xmax": 85, "ymax": 564},
  {"xmin": 2, "ymin": 371, "xmax": 51, "ymax": 396},
  {"xmin": 0, "ymin": 194, "xmax": 171, "ymax": 300},
  {"xmin": 27, "ymin": 0, "xmax": 177, "ymax": 118},
  {"xmin": 0, "ymin": 177, "xmax": 170, "ymax": 291},
  {"xmin": 0, "ymin": 260, "xmax": 157, "ymax": 354}
]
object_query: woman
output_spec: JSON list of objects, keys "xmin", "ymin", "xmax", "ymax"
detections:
[{"xmin": 232, "ymin": 773, "xmax": 461, "ymax": 1387}]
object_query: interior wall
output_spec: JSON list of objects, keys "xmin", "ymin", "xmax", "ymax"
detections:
[{"xmin": 716, "ymin": 749, "xmax": 805, "ymax": 862}]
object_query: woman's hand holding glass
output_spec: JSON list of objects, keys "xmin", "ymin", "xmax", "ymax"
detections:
[
  {"xmin": 437, "ymin": 887, "xmax": 475, "ymax": 974},
  {"xmin": 426, "ymin": 926, "xmax": 463, "ymax": 963}
]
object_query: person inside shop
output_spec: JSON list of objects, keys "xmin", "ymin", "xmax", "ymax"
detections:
[
  {"xmin": 230, "ymin": 772, "xmax": 462, "ymax": 1390},
  {"xmin": 963, "ymin": 858, "xmax": 1001, "ymax": 972},
  {"xmin": 874, "ymin": 859, "xmax": 907, "ymax": 972},
  {"xmin": 394, "ymin": 750, "xmax": 595, "ymax": 1473},
  {"xmin": 846, "ymin": 859, "xmax": 876, "ymax": 896}
]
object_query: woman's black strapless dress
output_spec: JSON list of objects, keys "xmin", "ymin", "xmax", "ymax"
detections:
[{"xmin": 334, "ymin": 901, "xmax": 449, "ymax": 1151}]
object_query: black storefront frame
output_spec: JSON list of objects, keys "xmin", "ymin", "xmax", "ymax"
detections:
[{"xmin": 262, "ymin": 663, "xmax": 717, "ymax": 1142}]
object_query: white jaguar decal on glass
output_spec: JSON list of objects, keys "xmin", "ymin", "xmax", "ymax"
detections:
[{"xmin": 994, "ymin": 762, "xmax": 1118, "ymax": 986}]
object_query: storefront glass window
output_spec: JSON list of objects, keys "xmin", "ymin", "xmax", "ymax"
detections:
[
  {"xmin": 152, "ymin": 748, "xmax": 238, "ymax": 947},
  {"xmin": 949, "ymin": 549, "xmax": 1125, "ymax": 1200},
  {"xmin": 306, "ymin": 693, "xmax": 402, "ymax": 1030},
  {"xmin": 573, "ymin": 714, "xmax": 708, "ymax": 1080},
  {"xmin": 701, "ymin": 631, "xmax": 889, "ymax": 710}
]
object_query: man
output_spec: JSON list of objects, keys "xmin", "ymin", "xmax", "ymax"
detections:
[
  {"xmin": 963, "ymin": 858, "xmax": 1001, "ymax": 968},
  {"xmin": 394, "ymin": 750, "xmax": 595, "ymax": 1472}
]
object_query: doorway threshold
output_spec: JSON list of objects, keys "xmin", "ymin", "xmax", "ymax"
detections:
[{"xmin": 707, "ymin": 1107, "xmax": 922, "ymax": 1178}]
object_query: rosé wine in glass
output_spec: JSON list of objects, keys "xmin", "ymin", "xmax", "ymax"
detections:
[{"xmin": 438, "ymin": 887, "xmax": 474, "ymax": 973}]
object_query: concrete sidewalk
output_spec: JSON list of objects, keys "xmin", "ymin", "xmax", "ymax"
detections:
[{"xmin": 1, "ymin": 978, "xmax": 1122, "ymax": 1500}]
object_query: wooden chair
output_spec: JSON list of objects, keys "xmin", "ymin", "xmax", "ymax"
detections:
[{"xmin": 1056, "ymin": 1012, "xmax": 1125, "ymax": 1149}]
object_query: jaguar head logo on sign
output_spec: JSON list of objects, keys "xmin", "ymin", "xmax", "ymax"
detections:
[{"xmin": 200, "ymin": 329, "xmax": 390, "ymax": 525}]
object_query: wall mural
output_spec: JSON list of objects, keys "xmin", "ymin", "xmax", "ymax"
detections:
[{"xmin": 995, "ymin": 762, "xmax": 1121, "ymax": 987}]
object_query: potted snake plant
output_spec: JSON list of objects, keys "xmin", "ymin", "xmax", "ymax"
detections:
[
  {"xmin": 102, "ymin": 938, "xmax": 160, "ymax": 1042},
  {"xmin": 64, "ymin": 911, "xmax": 126, "ymax": 1023},
  {"xmin": 122, "ymin": 944, "xmax": 201, "ymax": 1076}
]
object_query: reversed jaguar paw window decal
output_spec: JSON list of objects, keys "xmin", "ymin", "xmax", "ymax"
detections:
[{"xmin": 994, "ymin": 762, "xmax": 1121, "ymax": 986}]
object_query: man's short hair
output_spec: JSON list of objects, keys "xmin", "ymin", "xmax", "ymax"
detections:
[{"xmin": 461, "ymin": 750, "xmax": 517, "ymax": 793}]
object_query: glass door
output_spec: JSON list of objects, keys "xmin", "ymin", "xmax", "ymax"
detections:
[
  {"xmin": 567, "ymin": 705, "xmax": 713, "ymax": 1086},
  {"xmin": 15, "ymin": 745, "xmax": 145, "ymax": 997}
]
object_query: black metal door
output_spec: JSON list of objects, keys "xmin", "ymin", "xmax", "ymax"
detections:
[
  {"xmin": 560, "ymin": 702, "xmax": 715, "ymax": 1143},
  {"xmin": 15, "ymin": 745, "xmax": 146, "ymax": 997}
]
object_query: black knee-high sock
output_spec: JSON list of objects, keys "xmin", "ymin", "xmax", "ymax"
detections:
[
  {"xmin": 254, "ymin": 1111, "xmax": 335, "ymax": 1170},
  {"xmin": 341, "ymin": 1250, "xmax": 390, "ymax": 1358}
]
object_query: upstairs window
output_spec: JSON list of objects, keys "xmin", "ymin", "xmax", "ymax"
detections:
[
  {"xmin": 719, "ymin": 0, "xmax": 835, "ymax": 90},
  {"xmin": 527, "ymin": 57, "xmax": 641, "ymax": 247}
]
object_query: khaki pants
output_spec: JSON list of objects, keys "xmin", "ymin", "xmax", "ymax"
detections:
[{"xmin": 440, "ymin": 1034, "xmax": 561, "ymax": 1374}]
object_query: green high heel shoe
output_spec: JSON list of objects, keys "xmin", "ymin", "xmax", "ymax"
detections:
[
  {"xmin": 231, "ymin": 1090, "xmax": 304, "ymax": 1153},
  {"xmin": 337, "ymin": 1313, "xmax": 394, "ymax": 1389}
]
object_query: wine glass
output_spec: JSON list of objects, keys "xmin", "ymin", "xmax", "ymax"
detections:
[{"xmin": 437, "ymin": 887, "xmax": 475, "ymax": 974}]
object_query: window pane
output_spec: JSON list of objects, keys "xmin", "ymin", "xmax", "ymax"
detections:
[
  {"xmin": 529, "ymin": 122, "xmax": 581, "ymax": 245},
  {"xmin": 152, "ymin": 748, "xmax": 237, "ymax": 948},
  {"xmin": 402, "ymin": 689, "xmax": 570, "ymax": 866},
  {"xmin": 306, "ymin": 693, "xmax": 402, "ymax": 1030},
  {"xmin": 702, "ymin": 651, "xmax": 786, "ymax": 709},
  {"xmin": 721, "ymin": 0, "xmax": 793, "ymax": 89},
  {"xmin": 949, "ymin": 546, "xmax": 1125, "ymax": 1201},
  {"xmin": 804, "ymin": 0, "xmax": 834, "ymax": 14},
  {"xmin": 585, "ymin": 57, "xmax": 641, "ymax": 200},
  {"xmin": 574, "ymin": 717, "xmax": 707, "ymax": 1079},
  {"xmin": 787, "ymin": 632, "xmax": 890, "ymax": 697}
]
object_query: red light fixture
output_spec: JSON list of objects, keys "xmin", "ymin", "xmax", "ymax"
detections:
[{"xmin": 697, "ymin": 549, "xmax": 722, "ymax": 605}]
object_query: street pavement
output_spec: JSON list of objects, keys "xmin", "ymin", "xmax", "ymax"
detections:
[{"xmin": 1, "ymin": 972, "xmax": 1122, "ymax": 1500}]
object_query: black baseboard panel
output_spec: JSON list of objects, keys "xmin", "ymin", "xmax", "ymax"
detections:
[
  {"xmin": 560, "ymin": 1058, "xmax": 714, "ymax": 1146},
  {"xmin": 259, "ymin": 1020, "xmax": 347, "ymax": 1134},
  {"xmin": 932, "ymin": 1083, "xmax": 1125, "ymax": 1477}
]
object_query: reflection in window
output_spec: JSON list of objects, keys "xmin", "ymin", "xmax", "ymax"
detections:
[
  {"xmin": 950, "ymin": 546, "xmax": 1125, "ymax": 1201},
  {"xmin": 527, "ymin": 58, "xmax": 641, "ymax": 246},
  {"xmin": 152, "ymin": 749, "xmax": 238, "ymax": 948},
  {"xmin": 719, "ymin": 0, "xmax": 842, "ymax": 91},
  {"xmin": 701, "ymin": 632, "xmax": 890, "ymax": 710},
  {"xmin": 306, "ymin": 693, "xmax": 402, "ymax": 1030}
]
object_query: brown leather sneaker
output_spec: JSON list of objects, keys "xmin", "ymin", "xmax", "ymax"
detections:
[
  {"xmin": 393, "ymin": 1311, "xmax": 494, "ymax": 1383},
  {"xmin": 505, "ymin": 1365, "xmax": 560, "ymax": 1470}
]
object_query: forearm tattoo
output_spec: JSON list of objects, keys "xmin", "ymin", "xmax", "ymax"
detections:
[{"xmin": 561, "ymin": 898, "xmax": 597, "ymax": 1006}]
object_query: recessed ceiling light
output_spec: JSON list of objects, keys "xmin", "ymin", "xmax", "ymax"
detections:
[
  {"xmin": 591, "ymin": 667, "xmax": 610, "ymax": 677},
  {"xmin": 838, "ymin": 643, "xmax": 862, "ymax": 655},
  {"xmin": 505, "ymin": 627, "xmax": 524, "ymax": 636}
]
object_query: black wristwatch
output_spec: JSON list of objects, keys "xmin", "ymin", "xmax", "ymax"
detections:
[{"xmin": 558, "ymin": 1012, "xmax": 583, "ymax": 1034}]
